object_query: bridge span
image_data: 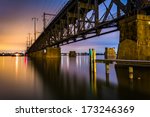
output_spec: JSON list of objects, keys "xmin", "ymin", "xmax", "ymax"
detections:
[{"xmin": 27, "ymin": 0, "xmax": 150, "ymax": 60}]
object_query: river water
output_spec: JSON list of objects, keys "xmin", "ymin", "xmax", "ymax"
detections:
[{"xmin": 0, "ymin": 56, "xmax": 150, "ymax": 100}]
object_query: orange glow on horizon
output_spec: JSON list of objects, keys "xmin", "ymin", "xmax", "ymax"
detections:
[{"xmin": 0, "ymin": 17, "xmax": 43, "ymax": 52}]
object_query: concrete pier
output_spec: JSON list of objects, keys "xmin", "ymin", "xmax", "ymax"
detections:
[
  {"xmin": 28, "ymin": 50, "xmax": 43, "ymax": 58},
  {"xmin": 46, "ymin": 47, "xmax": 61, "ymax": 58},
  {"xmin": 28, "ymin": 47, "xmax": 61, "ymax": 59},
  {"xmin": 69, "ymin": 51, "xmax": 76, "ymax": 57},
  {"xmin": 105, "ymin": 47, "xmax": 116, "ymax": 59},
  {"xmin": 118, "ymin": 14, "xmax": 150, "ymax": 60}
]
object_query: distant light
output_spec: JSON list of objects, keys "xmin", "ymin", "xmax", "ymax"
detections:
[
  {"xmin": 15, "ymin": 53, "xmax": 19, "ymax": 56},
  {"xmin": 148, "ymin": 21, "xmax": 150, "ymax": 25}
]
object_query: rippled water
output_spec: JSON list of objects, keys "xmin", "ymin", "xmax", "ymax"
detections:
[{"xmin": 0, "ymin": 56, "xmax": 150, "ymax": 100}]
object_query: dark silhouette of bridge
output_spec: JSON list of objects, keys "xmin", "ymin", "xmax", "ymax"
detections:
[{"xmin": 27, "ymin": 0, "xmax": 150, "ymax": 60}]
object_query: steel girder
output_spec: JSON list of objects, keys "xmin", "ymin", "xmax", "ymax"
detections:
[{"xmin": 27, "ymin": 0, "xmax": 150, "ymax": 53}]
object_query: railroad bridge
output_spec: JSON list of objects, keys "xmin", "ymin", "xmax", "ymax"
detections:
[{"xmin": 27, "ymin": 0, "xmax": 150, "ymax": 60}]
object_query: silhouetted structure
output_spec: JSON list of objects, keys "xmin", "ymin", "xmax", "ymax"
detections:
[{"xmin": 27, "ymin": 0, "xmax": 150, "ymax": 60}]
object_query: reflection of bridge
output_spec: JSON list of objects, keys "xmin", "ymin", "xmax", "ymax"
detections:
[{"xmin": 27, "ymin": 0, "xmax": 150, "ymax": 60}]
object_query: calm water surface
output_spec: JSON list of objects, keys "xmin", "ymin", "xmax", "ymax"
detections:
[{"xmin": 0, "ymin": 56, "xmax": 150, "ymax": 100}]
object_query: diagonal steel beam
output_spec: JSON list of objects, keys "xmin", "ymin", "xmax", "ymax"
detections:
[
  {"xmin": 103, "ymin": 0, "xmax": 114, "ymax": 21},
  {"xmin": 112, "ymin": 0, "xmax": 127, "ymax": 14}
]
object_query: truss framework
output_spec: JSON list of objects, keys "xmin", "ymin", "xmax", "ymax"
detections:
[{"xmin": 27, "ymin": 0, "xmax": 150, "ymax": 53}]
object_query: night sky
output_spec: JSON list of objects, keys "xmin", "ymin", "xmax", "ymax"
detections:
[{"xmin": 0, "ymin": 0, "xmax": 125, "ymax": 53}]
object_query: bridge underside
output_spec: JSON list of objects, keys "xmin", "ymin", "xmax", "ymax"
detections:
[
  {"xmin": 27, "ymin": 0, "xmax": 150, "ymax": 60},
  {"xmin": 27, "ymin": 0, "xmax": 128, "ymax": 53}
]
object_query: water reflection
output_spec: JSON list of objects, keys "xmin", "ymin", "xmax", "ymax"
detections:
[
  {"xmin": 105, "ymin": 64, "xmax": 110, "ymax": 86},
  {"xmin": 89, "ymin": 65, "xmax": 97, "ymax": 96},
  {"xmin": 15, "ymin": 56, "xmax": 19, "ymax": 77},
  {"xmin": 1, "ymin": 56, "xmax": 150, "ymax": 99},
  {"xmin": 29, "ymin": 56, "xmax": 120, "ymax": 99},
  {"xmin": 0, "ymin": 57, "xmax": 43, "ymax": 99},
  {"xmin": 115, "ymin": 65, "xmax": 150, "ymax": 99},
  {"xmin": 106, "ymin": 73, "xmax": 110, "ymax": 86},
  {"xmin": 30, "ymin": 57, "xmax": 91, "ymax": 99}
]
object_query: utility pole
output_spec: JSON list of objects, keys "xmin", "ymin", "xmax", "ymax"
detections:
[
  {"xmin": 28, "ymin": 33, "xmax": 31, "ymax": 47},
  {"xmin": 31, "ymin": 37, "xmax": 33, "ymax": 45},
  {"xmin": 32, "ymin": 17, "xmax": 38, "ymax": 42},
  {"xmin": 26, "ymin": 37, "xmax": 29, "ymax": 51},
  {"xmin": 43, "ymin": 12, "xmax": 56, "ymax": 31}
]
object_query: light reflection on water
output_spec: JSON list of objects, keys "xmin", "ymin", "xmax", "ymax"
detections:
[
  {"xmin": 15, "ymin": 56, "xmax": 19, "ymax": 78},
  {"xmin": 0, "ymin": 56, "xmax": 150, "ymax": 99},
  {"xmin": 0, "ymin": 56, "xmax": 43, "ymax": 99}
]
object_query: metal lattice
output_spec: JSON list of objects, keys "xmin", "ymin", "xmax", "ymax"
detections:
[{"xmin": 27, "ymin": 0, "xmax": 150, "ymax": 53}]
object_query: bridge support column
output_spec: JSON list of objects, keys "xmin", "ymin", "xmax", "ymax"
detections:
[
  {"xmin": 117, "ymin": 14, "xmax": 150, "ymax": 60},
  {"xmin": 28, "ymin": 47, "xmax": 61, "ymax": 59},
  {"xmin": 28, "ymin": 50, "xmax": 43, "ymax": 58},
  {"xmin": 46, "ymin": 47, "xmax": 61, "ymax": 58}
]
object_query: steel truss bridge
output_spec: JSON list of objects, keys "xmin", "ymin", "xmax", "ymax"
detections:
[{"xmin": 27, "ymin": 0, "xmax": 150, "ymax": 53}]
